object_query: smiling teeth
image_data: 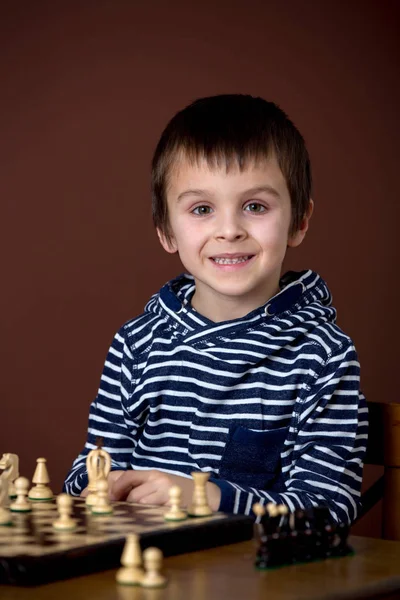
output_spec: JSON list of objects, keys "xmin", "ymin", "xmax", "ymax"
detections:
[{"xmin": 213, "ymin": 256, "xmax": 250, "ymax": 264}]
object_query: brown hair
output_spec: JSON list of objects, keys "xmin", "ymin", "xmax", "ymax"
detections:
[{"xmin": 151, "ymin": 94, "xmax": 312, "ymax": 242}]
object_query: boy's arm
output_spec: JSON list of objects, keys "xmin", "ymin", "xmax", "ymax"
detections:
[
  {"xmin": 63, "ymin": 328, "xmax": 136, "ymax": 495},
  {"xmin": 210, "ymin": 342, "xmax": 368, "ymax": 524}
]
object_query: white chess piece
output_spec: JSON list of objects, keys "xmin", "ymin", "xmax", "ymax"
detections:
[
  {"xmin": 85, "ymin": 446, "xmax": 111, "ymax": 506},
  {"xmin": 91, "ymin": 477, "xmax": 113, "ymax": 515},
  {"xmin": 28, "ymin": 458, "xmax": 53, "ymax": 501},
  {"xmin": 141, "ymin": 547, "xmax": 167, "ymax": 588},
  {"xmin": 253, "ymin": 503, "xmax": 266, "ymax": 519},
  {"xmin": 10, "ymin": 477, "xmax": 32, "ymax": 512},
  {"xmin": 164, "ymin": 486, "xmax": 187, "ymax": 521},
  {"xmin": 116, "ymin": 534, "xmax": 144, "ymax": 585},
  {"xmin": 52, "ymin": 494, "xmax": 77, "ymax": 531},
  {"xmin": 0, "ymin": 477, "xmax": 12, "ymax": 525},
  {"xmin": 0, "ymin": 453, "xmax": 19, "ymax": 498},
  {"xmin": 188, "ymin": 472, "xmax": 213, "ymax": 517}
]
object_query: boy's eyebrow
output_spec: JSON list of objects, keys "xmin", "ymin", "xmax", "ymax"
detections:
[{"xmin": 176, "ymin": 185, "xmax": 281, "ymax": 202}]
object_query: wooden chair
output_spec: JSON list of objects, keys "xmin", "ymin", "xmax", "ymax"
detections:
[{"xmin": 357, "ymin": 402, "xmax": 400, "ymax": 540}]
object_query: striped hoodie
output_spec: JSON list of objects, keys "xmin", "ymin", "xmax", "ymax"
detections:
[{"xmin": 64, "ymin": 269, "xmax": 368, "ymax": 524}]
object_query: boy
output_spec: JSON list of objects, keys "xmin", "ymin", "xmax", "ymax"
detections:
[{"xmin": 64, "ymin": 94, "xmax": 368, "ymax": 524}]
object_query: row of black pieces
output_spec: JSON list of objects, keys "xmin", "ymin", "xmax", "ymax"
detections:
[{"xmin": 255, "ymin": 506, "xmax": 353, "ymax": 569}]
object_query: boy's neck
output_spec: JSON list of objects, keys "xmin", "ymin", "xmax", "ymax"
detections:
[{"xmin": 190, "ymin": 280, "xmax": 281, "ymax": 323}]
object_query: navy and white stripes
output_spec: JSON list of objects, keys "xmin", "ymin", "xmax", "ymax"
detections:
[{"xmin": 64, "ymin": 270, "xmax": 368, "ymax": 524}]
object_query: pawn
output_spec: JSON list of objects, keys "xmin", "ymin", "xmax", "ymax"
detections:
[
  {"xmin": 141, "ymin": 547, "xmax": 167, "ymax": 588},
  {"xmin": 91, "ymin": 477, "xmax": 113, "ymax": 515},
  {"xmin": 116, "ymin": 534, "xmax": 144, "ymax": 585},
  {"xmin": 10, "ymin": 477, "xmax": 32, "ymax": 512},
  {"xmin": 52, "ymin": 493, "xmax": 77, "ymax": 531},
  {"xmin": 253, "ymin": 503, "xmax": 266, "ymax": 519},
  {"xmin": 277, "ymin": 504, "xmax": 291, "ymax": 533},
  {"xmin": 164, "ymin": 486, "xmax": 187, "ymax": 522},
  {"xmin": 28, "ymin": 458, "xmax": 53, "ymax": 501}
]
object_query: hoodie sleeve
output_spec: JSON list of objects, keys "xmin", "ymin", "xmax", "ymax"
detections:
[
  {"xmin": 210, "ymin": 342, "xmax": 368, "ymax": 524},
  {"xmin": 63, "ymin": 327, "xmax": 136, "ymax": 495}
]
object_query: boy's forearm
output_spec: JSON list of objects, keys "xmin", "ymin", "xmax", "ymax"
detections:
[{"xmin": 211, "ymin": 475, "xmax": 360, "ymax": 524}]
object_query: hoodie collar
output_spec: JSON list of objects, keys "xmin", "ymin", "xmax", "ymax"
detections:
[{"xmin": 153, "ymin": 270, "xmax": 332, "ymax": 333}]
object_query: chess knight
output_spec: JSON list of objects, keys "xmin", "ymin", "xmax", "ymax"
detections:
[{"xmin": 0, "ymin": 453, "xmax": 19, "ymax": 497}]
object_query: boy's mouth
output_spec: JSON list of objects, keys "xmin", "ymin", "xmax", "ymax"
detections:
[{"xmin": 210, "ymin": 254, "xmax": 254, "ymax": 265}]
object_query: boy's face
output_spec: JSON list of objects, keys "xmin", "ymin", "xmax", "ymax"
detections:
[{"xmin": 158, "ymin": 155, "xmax": 311, "ymax": 320}]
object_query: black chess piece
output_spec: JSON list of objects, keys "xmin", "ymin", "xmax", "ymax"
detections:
[
  {"xmin": 335, "ymin": 522, "xmax": 353, "ymax": 556},
  {"xmin": 307, "ymin": 506, "xmax": 334, "ymax": 559},
  {"xmin": 255, "ymin": 532, "xmax": 273, "ymax": 569},
  {"xmin": 292, "ymin": 509, "xmax": 315, "ymax": 563}
]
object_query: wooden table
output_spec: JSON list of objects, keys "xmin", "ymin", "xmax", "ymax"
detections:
[{"xmin": 1, "ymin": 536, "xmax": 400, "ymax": 600}]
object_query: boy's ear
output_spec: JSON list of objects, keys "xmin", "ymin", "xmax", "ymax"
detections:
[
  {"xmin": 157, "ymin": 228, "xmax": 178, "ymax": 254},
  {"xmin": 287, "ymin": 199, "xmax": 314, "ymax": 248}
]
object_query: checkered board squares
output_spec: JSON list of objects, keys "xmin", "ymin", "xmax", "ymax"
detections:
[{"xmin": 0, "ymin": 497, "xmax": 253, "ymax": 585}]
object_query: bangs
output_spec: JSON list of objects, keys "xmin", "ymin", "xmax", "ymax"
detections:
[
  {"xmin": 158, "ymin": 94, "xmax": 282, "ymax": 174},
  {"xmin": 169, "ymin": 137, "xmax": 276, "ymax": 174},
  {"xmin": 151, "ymin": 94, "xmax": 311, "ymax": 239}
]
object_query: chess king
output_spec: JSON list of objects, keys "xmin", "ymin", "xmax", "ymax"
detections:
[{"xmin": 64, "ymin": 94, "xmax": 368, "ymax": 524}]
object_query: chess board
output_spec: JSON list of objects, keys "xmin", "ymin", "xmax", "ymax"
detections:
[{"xmin": 0, "ymin": 498, "xmax": 254, "ymax": 586}]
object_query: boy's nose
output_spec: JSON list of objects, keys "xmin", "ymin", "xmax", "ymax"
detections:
[{"xmin": 214, "ymin": 214, "xmax": 247, "ymax": 242}]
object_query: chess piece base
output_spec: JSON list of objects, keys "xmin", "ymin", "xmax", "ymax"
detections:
[
  {"xmin": 164, "ymin": 510, "xmax": 187, "ymax": 522},
  {"xmin": 116, "ymin": 567, "xmax": 144, "ymax": 586},
  {"xmin": 92, "ymin": 507, "xmax": 113, "ymax": 515},
  {"xmin": 52, "ymin": 519, "xmax": 77, "ymax": 531},
  {"xmin": 28, "ymin": 485, "xmax": 53, "ymax": 501},
  {"xmin": 29, "ymin": 497, "xmax": 54, "ymax": 502},
  {"xmin": 187, "ymin": 505, "xmax": 213, "ymax": 517},
  {"xmin": 10, "ymin": 505, "xmax": 31, "ymax": 513},
  {"xmin": 141, "ymin": 574, "xmax": 167, "ymax": 588}
]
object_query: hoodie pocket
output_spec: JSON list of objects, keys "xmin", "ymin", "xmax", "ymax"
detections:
[{"xmin": 219, "ymin": 425, "xmax": 288, "ymax": 491}]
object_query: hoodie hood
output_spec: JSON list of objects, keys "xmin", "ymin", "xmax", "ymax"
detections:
[{"xmin": 144, "ymin": 270, "xmax": 336, "ymax": 340}]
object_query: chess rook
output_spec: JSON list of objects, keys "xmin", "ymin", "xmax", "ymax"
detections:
[{"xmin": 188, "ymin": 472, "xmax": 213, "ymax": 517}]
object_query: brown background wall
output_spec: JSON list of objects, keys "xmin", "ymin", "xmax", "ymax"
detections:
[{"xmin": 1, "ymin": 0, "xmax": 399, "ymax": 537}]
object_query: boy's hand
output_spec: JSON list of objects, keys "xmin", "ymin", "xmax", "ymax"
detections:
[
  {"xmin": 80, "ymin": 470, "xmax": 125, "ymax": 498},
  {"xmin": 109, "ymin": 470, "xmax": 221, "ymax": 511}
]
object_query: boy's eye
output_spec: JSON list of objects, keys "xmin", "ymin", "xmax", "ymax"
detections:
[
  {"xmin": 192, "ymin": 206, "xmax": 213, "ymax": 215},
  {"xmin": 245, "ymin": 202, "xmax": 266, "ymax": 213}
]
